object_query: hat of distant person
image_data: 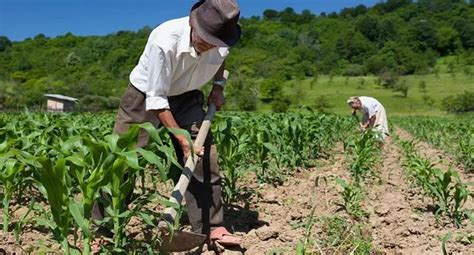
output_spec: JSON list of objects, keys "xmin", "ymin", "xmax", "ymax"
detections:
[
  {"xmin": 347, "ymin": 96, "xmax": 359, "ymax": 106},
  {"xmin": 190, "ymin": 0, "xmax": 241, "ymax": 47}
]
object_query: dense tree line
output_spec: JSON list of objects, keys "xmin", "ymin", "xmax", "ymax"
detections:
[{"xmin": 0, "ymin": 0, "xmax": 473, "ymax": 110}]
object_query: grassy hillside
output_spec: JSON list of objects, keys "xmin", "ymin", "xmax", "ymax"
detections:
[
  {"xmin": 270, "ymin": 71, "xmax": 473, "ymax": 116},
  {"xmin": 0, "ymin": 1, "xmax": 473, "ymax": 114}
]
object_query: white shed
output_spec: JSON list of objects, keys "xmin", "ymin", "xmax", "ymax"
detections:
[{"xmin": 44, "ymin": 94, "xmax": 78, "ymax": 112}]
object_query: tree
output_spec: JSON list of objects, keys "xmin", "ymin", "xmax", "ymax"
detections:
[
  {"xmin": 375, "ymin": 0, "xmax": 412, "ymax": 13},
  {"xmin": 310, "ymin": 72, "xmax": 319, "ymax": 90},
  {"xmin": 0, "ymin": 81, "xmax": 18, "ymax": 108},
  {"xmin": 15, "ymin": 58, "xmax": 33, "ymax": 72},
  {"xmin": 393, "ymin": 79, "xmax": 409, "ymax": 97},
  {"xmin": 356, "ymin": 15, "xmax": 380, "ymax": 42},
  {"xmin": 418, "ymin": 80, "xmax": 427, "ymax": 94},
  {"xmin": 453, "ymin": 18, "xmax": 474, "ymax": 49},
  {"xmin": 0, "ymin": 36, "xmax": 12, "ymax": 51},
  {"xmin": 344, "ymin": 64, "xmax": 367, "ymax": 76},
  {"xmin": 377, "ymin": 71, "xmax": 400, "ymax": 88},
  {"xmin": 259, "ymin": 79, "xmax": 282, "ymax": 101},
  {"xmin": 105, "ymin": 48, "xmax": 129, "ymax": 77},
  {"xmin": 226, "ymin": 76, "xmax": 258, "ymax": 111},
  {"xmin": 280, "ymin": 7, "xmax": 298, "ymax": 23},
  {"xmin": 78, "ymin": 95, "xmax": 119, "ymax": 112},
  {"xmin": 313, "ymin": 95, "xmax": 333, "ymax": 113},
  {"xmin": 299, "ymin": 9, "xmax": 315, "ymax": 24},
  {"xmin": 436, "ymin": 26, "xmax": 461, "ymax": 55},
  {"xmin": 263, "ymin": 9, "xmax": 279, "ymax": 20},
  {"xmin": 271, "ymin": 95, "xmax": 291, "ymax": 113},
  {"xmin": 335, "ymin": 30, "xmax": 372, "ymax": 63},
  {"xmin": 340, "ymin": 5, "xmax": 368, "ymax": 18},
  {"xmin": 66, "ymin": 52, "xmax": 81, "ymax": 66},
  {"xmin": 442, "ymin": 91, "xmax": 474, "ymax": 113},
  {"xmin": 409, "ymin": 19, "xmax": 438, "ymax": 51},
  {"xmin": 378, "ymin": 17, "xmax": 398, "ymax": 43}
]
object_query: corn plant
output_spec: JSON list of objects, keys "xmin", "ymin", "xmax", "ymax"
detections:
[
  {"xmin": 0, "ymin": 146, "xmax": 36, "ymax": 233},
  {"xmin": 336, "ymin": 179, "xmax": 368, "ymax": 219},
  {"xmin": 78, "ymin": 123, "xmax": 177, "ymax": 252},
  {"xmin": 249, "ymin": 127, "xmax": 282, "ymax": 184},
  {"xmin": 213, "ymin": 116, "xmax": 250, "ymax": 203},
  {"xmin": 344, "ymin": 129, "xmax": 381, "ymax": 183},
  {"xmin": 428, "ymin": 168, "xmax": 473, "ymax": 227},
  {"xmin": 399, "ymin": 138, "xmax": 473, "ymax": 226},
  {"xmin": 0, "ymin": 112, "xmax": 180, "ymax": 254},
  {"xmin": 395, "ymin": 117, "xmax": 473, "ymax": 173},
  {"xmin": 34, "ymin": 157, "xmax": 78, "ymax": 254},
  {"xmin": 0, "ymin": 111, "xmax": 362, "ymax": 253}
]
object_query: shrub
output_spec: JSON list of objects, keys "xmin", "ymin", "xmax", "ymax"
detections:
[
  {"xmin": 393, "ymin": 79, "xmax": 410, "ymax": 97},
  {"xmin": 343, "ymin": 64, "xmax": 368, "ymax": 76},
  {"xmin": 78, "ymin": 95, "xmax": 120, "ymax": 112},
  {"xmin": 377, "ymin": 71, "xmax": 399, "ymax": 88},
  {"xmin": 313, "ymin": 95, "xmax": 333, "ymax": 113},
  {"xmin": 442, "ymin": 91, "xmax": 474, "ymax": 113},
  {"xmin": 259, "ymin": 79, "xmax": 282, "ymax": 100},
  {"xmin": 271, "ymin": 96, "xmax": 292, "ymax": 113}
]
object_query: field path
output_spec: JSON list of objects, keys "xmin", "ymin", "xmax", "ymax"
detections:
[
  {"xmin": 209, "ymin": 130, "xmax": 472, "ymax": 255},
  {"xmin": 221, "ymin": 143, "xmax": 352, "ymax": 254},
  {"xmin": 183, "ymin": 132, "xmax": 473, "ymax": 254},
  {"xmin": 396, "ymin": 127, "xmax": 474, "ymax": 184},
  {"xmin": 363, "ymin": 132, "xmax": 473, "ymax": 255}
]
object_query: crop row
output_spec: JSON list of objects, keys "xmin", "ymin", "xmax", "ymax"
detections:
[
  {"xmin": 0, "ymin": 112, "xmax": 354, "ymax": 254},
  {"xmin": 395, "ymin": 117, "xmax": 474, "ymax": 173},
  {"xmin": 398, "ymin": 138, "xmax": 473, "ymax": 227}
]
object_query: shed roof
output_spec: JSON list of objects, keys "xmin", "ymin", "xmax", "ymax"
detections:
[{"xmin": 44, "ymin": 94, "xmax": 78, "ymax": 102}]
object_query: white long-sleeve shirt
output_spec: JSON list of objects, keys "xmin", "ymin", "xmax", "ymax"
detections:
[
  {"xmin": 359, "ymin": 96, "xmax": 389, "ymax": 137},
  {"xmin": 359, "ymin": 96, "xmax": 383, "ymax": 118},
  {"xmin": 129, "ymin": 17, "xmax": 229, "ymax": 111}
]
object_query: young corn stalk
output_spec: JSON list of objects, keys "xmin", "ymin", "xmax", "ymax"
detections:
[
  {"xmin": 336, "ymin": 179, "xmax": 368, "ymax": 219},
  {"xmin": 399, "ymin": 139, "xmax": 473, "ymax": 226},
  {"xmin": 34, "ymin": 157, "xmax": 78, "ymax": 254},
  {"xmin": 99, "ymin": 123, "xmax": 177, "ymax": 251},
  {"xmin": 251, "ymin": 128, "xmax": 281, "ymax": 185},
  {"xmin": 428, "ymin": 168, "xmax": 473, "ymax": 227},
  {"xmin": 31, "ymin": 122, "xmax": 175, "ymax": 254},
  {"xmin": 0, "ymin": 148, "xmax": 36, "ymax": 233},
  {"xmin": 344, "ymin": 129, "xmax": 381, "ymax": 184},
  {"xmin": 214, "ymin": 117, "xmax": 249, "ymax": 203}
]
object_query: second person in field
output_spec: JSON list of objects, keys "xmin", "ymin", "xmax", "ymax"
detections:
[{"xmin": 347, "ymin": 96, "xmax": 389, "ymax": 140}]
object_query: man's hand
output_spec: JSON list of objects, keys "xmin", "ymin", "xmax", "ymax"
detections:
[
  {"xmin": 208, "ymin": 85, "xmax": 225, "ymax": 110},
  {"xmin": 155, "ymin": 109, "xmax": 204, "ymax": 161},
  {"xmin": 176, "ymin": 135, "xmax": 204, "ymax": 160}
]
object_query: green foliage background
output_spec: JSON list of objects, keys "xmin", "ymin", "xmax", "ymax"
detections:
[{"xmin": 0, "ymin": 0, "xmax": 473, "ymax": 112}]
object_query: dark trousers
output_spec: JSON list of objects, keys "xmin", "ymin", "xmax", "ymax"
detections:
[{"xmin": 91, "ymin": 84, "xmax": 223, "ymax": 235}]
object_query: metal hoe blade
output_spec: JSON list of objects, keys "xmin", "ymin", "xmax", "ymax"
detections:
[{"xmin": 159, "ymin": 230, "xmax": 207, "ymax": 252}]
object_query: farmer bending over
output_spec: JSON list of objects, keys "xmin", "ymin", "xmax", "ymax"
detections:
[
  {"xmin": 347, "ymin": 96, "xmax": 389, "ymax": 140},
  {"xmin": 92, "ymin": 0, "xmax": 242, "ymax": 250}
]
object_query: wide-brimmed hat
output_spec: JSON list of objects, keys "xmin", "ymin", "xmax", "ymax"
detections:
[
  {"xmin": 347, "ymin": 96, "xmax": 359, "ymax": 106},
  {"xmin": 190, "ymin": 0, "xmax": 241, "ymax": 47}
]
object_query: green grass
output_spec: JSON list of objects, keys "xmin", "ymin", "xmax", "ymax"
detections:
[{"xmin": 263, "ymin": 71, "xmax": 473, "ymax": 116}]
